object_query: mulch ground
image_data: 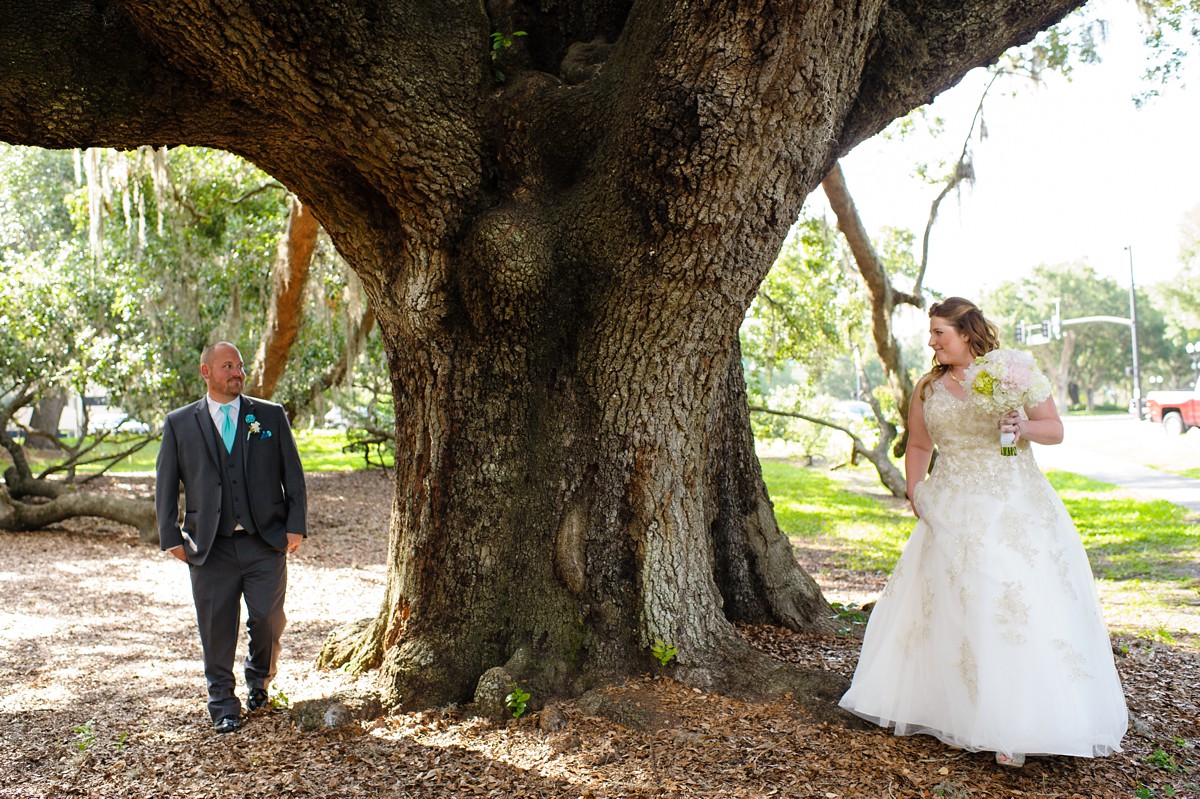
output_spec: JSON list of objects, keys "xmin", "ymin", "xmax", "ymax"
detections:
[{"xmin": 0, "ymin": 471, "xmax": 1196, "ymax": 798}]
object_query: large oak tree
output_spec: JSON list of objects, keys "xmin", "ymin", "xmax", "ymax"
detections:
[{"xmin": 0, "ymin": 0, "xmax": 1082, "ymax": 710}]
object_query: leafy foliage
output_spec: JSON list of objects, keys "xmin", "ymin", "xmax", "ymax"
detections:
[
  {"xmin": 70, "ymin": 720, "xmax": 96, "ymax": 752},
  {"xmin": 0, "ymin": 145, "xmax": 288, "ymax": 427},
  {"xmin": 828, "ymin": 602, "xmax": 869, "ymax": 635},
  {"xmin": 505, "ymin": 685, "xmax": 530, "ymax": 719},
  {"xmin": 1133, "ymin": 0, "xmax": 1200, "ymax": 103},
  {"xmin": 741, "ymin": 217, "xmax": 851, "ymax": 383},
  {"xmin": 0, "ymin": 144, "xmax": 379, "ymax": 447},
  {"xmin": 982, "ymin": 263, "xmax": 1174, "ymax": 407},
  {"xmin": 741, "ymin": 217, "xmax": 880, "ymax": 448},
  {"xmin": 650, "ymin": 638, "xmax": 677, "ymax": 669},
  {"xmin": 489, "ymin": 30, "xmax": 527, "ymax": 56}
]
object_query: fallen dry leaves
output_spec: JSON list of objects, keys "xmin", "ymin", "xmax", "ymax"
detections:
[{"xmin": 0, "ymin": 471, "xmax": 1195, "ymax": 798}]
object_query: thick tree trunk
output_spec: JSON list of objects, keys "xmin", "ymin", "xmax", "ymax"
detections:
[
  {"xmin": 332, "ymin": 282, "xmax": 846, "ymax": 709},
  {"xmin": 0, "ymin": 0, "xmax": 1086, "ymax": 711},
  {"xmin": 708, "ymin": 339, "xmax": 833, "ymax": 629},
  {"xmin": 25, "ymin": 392, "xmax": 67, "ymax": 449},
  {"xmin": 247, "ymin": 196, "xmax": 319, "ymax": 399}
]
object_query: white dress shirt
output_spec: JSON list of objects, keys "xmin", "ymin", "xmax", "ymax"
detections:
[{"xmin": 206, "ymin": 395, "xmax": 241, "ymax": 430}]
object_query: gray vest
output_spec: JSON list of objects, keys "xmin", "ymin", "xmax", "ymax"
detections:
[{"xmin": 210, "ymin": 414, "xmax": 258, "ymax": 537}]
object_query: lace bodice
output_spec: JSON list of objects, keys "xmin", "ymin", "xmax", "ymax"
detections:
[{"xmin": 921, "ymin": 378, "xmax": 1043, "ymax": 496}]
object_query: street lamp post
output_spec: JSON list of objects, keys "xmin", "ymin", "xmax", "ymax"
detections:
[{"xmin": 1125, "ymin": 245, "xmax": 1143, "ymax": 420}]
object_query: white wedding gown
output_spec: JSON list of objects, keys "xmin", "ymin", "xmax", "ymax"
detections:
[{"xmin": 839, "ymin": 378, "xmax": 1128, "ymax": 758}]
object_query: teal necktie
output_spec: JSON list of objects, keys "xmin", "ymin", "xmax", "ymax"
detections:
[{"xmin": 219, "ymin": 404, "xmax": 235, "ymax": 453}]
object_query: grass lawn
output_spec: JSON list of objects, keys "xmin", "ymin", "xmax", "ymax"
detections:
[
  {"xmin": 760, "ymin": 459, "xmax": 912, "ymax": 572},
  {"xmin": 762, "ymin": 458, "xmax": 1200, "ymax": 648},
  {"xmin": 7, "ymin": 429, "xmax": 392, "ymax": 474}
]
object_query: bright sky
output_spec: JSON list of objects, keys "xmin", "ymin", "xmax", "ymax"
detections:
[{"xmin": 825, "ymin": 0, "xmax": 1200, "ymax": 307}]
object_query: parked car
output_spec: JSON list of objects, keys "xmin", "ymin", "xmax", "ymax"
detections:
[
  {"xmin": 89, "ymin": 411, "xmax": 150, "ymax": 435},
  {"xmin": 831, "ymin": 400, "xmax": 873, "ymax": 424},
  {"xmin": 1146, "ymin": 377, "xmax": 1200, "ymax": 435}
]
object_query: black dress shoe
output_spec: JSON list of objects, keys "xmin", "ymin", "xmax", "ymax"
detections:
[
  {"xmin": 214, "ymin": 715, "xmax": 242, "ymax": 734},
  {"xmin": 247, "ymin": 688, "xmax": 270, "ymax": 713}
]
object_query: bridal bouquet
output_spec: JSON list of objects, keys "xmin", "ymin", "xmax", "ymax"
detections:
[{"xmin": 962, "ymin": 349, "xmax": 1051, "ymax": 455}]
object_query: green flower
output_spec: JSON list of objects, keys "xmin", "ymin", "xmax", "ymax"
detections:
[{"xmin": 973, "ymin": 371, "xmax": 996, "ymax": 396}]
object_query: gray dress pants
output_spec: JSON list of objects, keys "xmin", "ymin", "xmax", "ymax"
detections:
[{"xmin": 188, "ymin": 532, "xmax": 287, "ymax": 722}]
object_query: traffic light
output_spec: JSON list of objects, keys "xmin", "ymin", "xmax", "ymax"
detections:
[
  {"xmin": 1041, "ymin": 320, "xmax": 1051, "ymax": 338},
  {"xmin": 1014, "ymin": 322, "xmax": 1024, "ymax": 343}
]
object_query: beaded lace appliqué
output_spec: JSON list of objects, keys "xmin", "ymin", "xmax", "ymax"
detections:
[
  {"xmin": 996, "ymin": 581, "xmax": 1030, "ymax": 645},
  {"xmin": 956, "ymin": 638, "xmax": 979, "ymax": 704}
]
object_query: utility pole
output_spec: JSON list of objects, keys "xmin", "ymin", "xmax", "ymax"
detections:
[{"xmin": 1126, "ymin": 245, "xmax": 1143, "ymax": 420}]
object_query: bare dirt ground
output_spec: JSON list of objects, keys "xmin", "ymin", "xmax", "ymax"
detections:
[{"xmin": 1, "ymin": 469, "xmax": 1197, "ymax": 799}]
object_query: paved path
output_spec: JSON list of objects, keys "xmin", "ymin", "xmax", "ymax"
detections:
[{"xmin": 1032, "ymin": 416, "xmax": 1200, "ymax": 513}]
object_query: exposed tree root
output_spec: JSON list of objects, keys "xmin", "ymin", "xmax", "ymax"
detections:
[
  {"xmin": 0, "ymin": 473, "xmax": 156, "ymax": 542},
  {"xmin": 316, "ymin": 616, "xmax": 384, "ymax": 674}
]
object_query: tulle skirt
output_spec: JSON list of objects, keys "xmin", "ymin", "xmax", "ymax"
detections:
[{"xmin": 838, "ymin": 464, "xmax": 1127, "ymax": 758}]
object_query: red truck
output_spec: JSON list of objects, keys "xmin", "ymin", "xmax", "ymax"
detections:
[{"xmin": 1147, "ymin": 376, "xmax": 1200, "ymax": 435}]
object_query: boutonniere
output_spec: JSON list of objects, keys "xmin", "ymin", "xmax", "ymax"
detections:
[{"xmin": 245, "ymin": 414, "xmax": 273, "ymax": 440}]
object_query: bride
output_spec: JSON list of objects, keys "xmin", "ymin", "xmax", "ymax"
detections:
[{"xmin": 838, "ymin": 297, "xmax": 1127, "ymax": 767}]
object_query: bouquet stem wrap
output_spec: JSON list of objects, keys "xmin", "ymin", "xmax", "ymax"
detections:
[{"xmin": 962, "ymin": 349, "xmax": 1052, "ymax": 456}]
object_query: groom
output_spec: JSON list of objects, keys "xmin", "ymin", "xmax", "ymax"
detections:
[{"xmin": 155, "ymin": 341, "xmax": 307, "ymax": 733}]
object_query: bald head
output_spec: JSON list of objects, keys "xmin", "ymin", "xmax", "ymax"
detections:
[{"xmin": 200, "ymin": 342, "xmax": 246, "ymax": 403}]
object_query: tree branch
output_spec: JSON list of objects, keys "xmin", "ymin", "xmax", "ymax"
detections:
[
  {"xmin": 248, "ymin": 196, "xmax": 320, "ymax": 399},
  {"xmin": 0, "ymin": 482, "xmax": 157, "ymax": 542},
  {"xmin": 821, "ymin": 161, "xmax": 916, "ymax": 457},
  {"xmin": 0, "ymin": 387, "xmax": 36, "ymax": 483},
  {"xmin": 748, "ymin": 404, "xmax": 905, "ymax": 497},
  {"xmin": 839, "ymin": 0, "xmax": 1087, "ymax": 151},
  {"xmin": 914, "ymin": 70, "xmax": 1006, "ymax": 293}
]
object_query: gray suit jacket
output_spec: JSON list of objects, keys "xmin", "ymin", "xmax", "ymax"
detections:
[{"xmin": 155, "ymin": 395, "xmax": 307, "ymax": 565}]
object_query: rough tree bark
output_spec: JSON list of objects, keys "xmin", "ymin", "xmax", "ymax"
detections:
[
  {"xmin": 247, "ymin": 196, "xmax": 321, "ymax": 399},
  {"xmin": 709, "ymin": 339, "xmax": 830, "ymax": 628},
  {"xmin": 0, "ymin": 0, "xmax": 1084, "ymax": 709}
]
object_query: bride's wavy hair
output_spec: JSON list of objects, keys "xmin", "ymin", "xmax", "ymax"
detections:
[{"xmin": 919, "ymin": 297, "xmax": 1000, "ymax": 399}]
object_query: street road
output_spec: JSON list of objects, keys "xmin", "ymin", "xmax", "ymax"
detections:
[{"xmin": 1033, "ymin": 414, "xmax": 1200, "ymax": 511}]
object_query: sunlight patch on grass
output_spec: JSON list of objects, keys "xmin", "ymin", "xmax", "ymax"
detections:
[
  {"xmin": 1100, "ymin": 578, "xmax": 1198, "ymax": 649},
  {"xmin": 1147, "ymin": 463, "xmax": 1200, "ymax": 480},
  {"xmin": 293, "ymin": 429, "xmax": 394, "ymax": 472},
  {"xmin": 761, "ymin": 459, "xmax": 911, "ymax": 572},
  {"xmin": 9, "ymin": 429, "xmax": 388, "ymax": 474},
  {"xmin": 1045, "ymin": 471, "xmax": 1117, "ymax": 493},
  {"xmin": 763, "ymin": 459, "xmax": 1200, "ymax": 644},
  {"xmin": 1062, "ymin": 497, "xmax": 1197, "ymax": 582}
]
